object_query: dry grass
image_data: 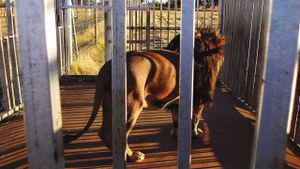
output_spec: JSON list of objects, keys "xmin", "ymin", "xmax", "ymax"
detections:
[{"xmin": 71, "ymin": 10, "xmax": 105, "ymax": 75}]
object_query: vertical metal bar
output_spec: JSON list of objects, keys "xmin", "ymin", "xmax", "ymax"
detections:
[
  {"xmin": 141, "ymin": 1, "xmax": 144, "ymax": 50},
  {"xmin": 128, "ymin": 0, "xmax": 131, "ymax": 51},
  {"xmin": 135, "ymin": 3, "xmax": 138, "ymax": 50},
  {"xmin": 56, "ymin": 4, "xmax": 61, "ymax": 76},
  {"xmin": 58, "ymin": 27, "xmax": 63, "ymax": 76},
  {"xmin": 112, "ymin": 0, "xmax": 127, "ymax": 167},
  {"xmin": 152, "ymin": 0, "xmax": 155, "ymax": 49},
  {"xmin": 249, "ymin": 0, "xmax": 265, "ymax": 108},
  {"xmin": 203, "ymin": 0, "xmax": 206, "ymax": 29},
  {"xmin": 57, "ymin": 0, "xmax": 65, "ymax": 75},
  {"xmin": 104, "ymin": 0, "xmax": 112, "ymax": 61},
  {"xmin": 63, "ymin": 0, "xmax": 73, "ymax": 74},
  {"xmin": 250, "ymin": 0, "xmax": 300, "ymax": 168},
  {"xmin": 167, "ymin": 0, "xmax": 170, "ymax": 42},
  {"xmin": 4, "ymin": 37, "xmax": 15, "ymax": 108},
  {"xmin": 0, "ymin": 32, "xmax": 12, "ymax": 111},
  {"xmin": 174, "ymin": 0, "xmax": 177, "ymax": 36},
  {"xmin": 294, "ymin": 115, "xmax": 300, "ymax": 144},
  {"xmin": 5, "ymin": 0, "xmax": 22, "ymax": 106},
  {"xmin": 63, "ymin": 8, "xmax": 68, "ymax": 74},
  {"xmin": 221, "ymin": 0, "xmax": 231, "ymax": 84},
  {"xmin": 72, "ymin": 10, "xmax": 78, "ymax": 58},
  {"xmin": 15, "ymin": 0, "xmax": 64, "ymax": 168},
  {"xmin": 288, "ymin": 32, "xmax": 300, "ymax": 137},
  {"xmin": 159, "ymin": 0, "xmax": 162, "ymax": 49},
  {"xmin": 228, "ymin": 0, "xmax": 239, "ymax": 93},
  {"xmin": 94, "ymin": 9, "xmax": 98, "ymax": 44},
  {"xmin": 240, "ymin": 0, "xmax": 255, "ymax": 101},
  {"xmin": 289, "ymin": 66, "xmax": 300, "ymax": 139},
  {"xmin": 234, "ymin": 0, "xmax": 248, "ymax": 99},
  {"xmin": 140, "ymin": 0, "xmax": 143, "ymax": 50},
  {"xmin": 146, "ymin": 5, "xmax": 151, "ymax": 50},
  {"xmin": 178, "ymin": 0, "xmax": 195, "ymax": 168},
  {"xmin": 196, "ymin": 0, "xmax": 199, "ymax": 28},
  {"xmin": 219, "ymin": 0, "xmax": 223, "ymax": 32},
  {"xmin": 210, "ymin": 0, "xmax": 214, "ymax": 28}
]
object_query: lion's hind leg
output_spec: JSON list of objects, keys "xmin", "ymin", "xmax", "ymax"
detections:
[
  {"xmin": 98, "ymin": 92, "xmax": 113, "ymax": 149},
  {"xmin": 167, "ymin": 104, "xmax": 179, "ymax": 137}
]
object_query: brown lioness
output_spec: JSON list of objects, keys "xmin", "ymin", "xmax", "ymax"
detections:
[{"xmin": 64, "ymin": 30, "xmax": 226, "ymax": 162}]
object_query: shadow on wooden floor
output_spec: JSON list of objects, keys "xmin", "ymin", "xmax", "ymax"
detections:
[{"xmin": 0, "ymin": 83, "xmax": 299, "ymax": 169}]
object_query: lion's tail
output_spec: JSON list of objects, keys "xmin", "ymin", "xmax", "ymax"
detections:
[{"xmin": 63, "ymin": 64, "xmax": 109, "ymax": 144}]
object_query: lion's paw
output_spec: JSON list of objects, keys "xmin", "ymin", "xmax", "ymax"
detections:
[
  {"xmin": 192, "ymin": 128, "xmax": 204, "ymax": 138},
  {"xmin": 128, "ymin": 151, "xmax": 145, "ymax": 162},
  {"xmin": 170, "ymin": 128, "xmax": 204, "ymax": 138}
]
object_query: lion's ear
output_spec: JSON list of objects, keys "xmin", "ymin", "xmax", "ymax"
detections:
[{"xmin": 217, "ymin": 35, "xmax": 226, "ymax": 47}]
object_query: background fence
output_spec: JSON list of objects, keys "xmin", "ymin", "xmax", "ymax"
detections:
[
  {"xmin": 220, "ymin": 0, "xmax": 264, "ymax": 112},
  {"xmin": 0, "ymin": 1, "xmax": 22, "ymax": 121},
  {"xmin": 220, "ymin": 0, "xmax": 300, "ymax": 151},
  {"xmin": 289, "ymin": 57, "xmax": 300, "ymax": 147},
  {"xmin": 58, "ymin": 0, "xmax": 219, "ymax": 75}
]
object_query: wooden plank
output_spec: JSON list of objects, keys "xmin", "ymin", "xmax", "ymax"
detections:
[
  {"xmin": 111, "ymin": 0, "xmax": 127, "ymax": 167},
  {"xmin": 178, "ymin": 0, "xmax": 195, "ymax": 168},
  {"xmin": 250, "ymin": 0, "xmax": 300, "ymax": 168},
  {"xmin": 14, "ymin": 0, "xmax": 64, "ymax": 168}
]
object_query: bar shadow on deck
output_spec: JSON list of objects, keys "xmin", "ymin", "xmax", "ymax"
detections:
[{"xmin": 0, "ymin": 83, "xmax": 299, "ymax": 168}]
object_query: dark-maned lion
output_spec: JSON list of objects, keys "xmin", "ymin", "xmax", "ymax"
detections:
[{"xmin": 64, "ymin": 29, "xmax": 226, "ymax": 162}]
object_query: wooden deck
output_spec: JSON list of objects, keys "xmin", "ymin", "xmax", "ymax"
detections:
[{"xmin": 0, "ymin": 83, "xmax": 300, "ymax": 169}]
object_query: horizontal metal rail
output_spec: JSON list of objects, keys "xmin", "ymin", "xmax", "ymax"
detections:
[
  {"xmin": 0, "ymin": 104, "xmax": 23, "ymax": 120},
  {"xmin": 61, "ymin": 5, "xmax": 149, "ymax": 10}
]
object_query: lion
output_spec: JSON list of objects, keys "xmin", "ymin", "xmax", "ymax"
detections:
[{"xmin": 63, "ymin": 29, "xmax": 226, "ymax": 162}]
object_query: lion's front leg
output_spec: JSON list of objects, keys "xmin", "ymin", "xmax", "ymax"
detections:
[
  {"xmin": 169, "ymin": 104, "xmax": 204, "ymax": 138},
  {"xmin": 192, "ymin": 104, "xmax": 205, "ymax": 138}
]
